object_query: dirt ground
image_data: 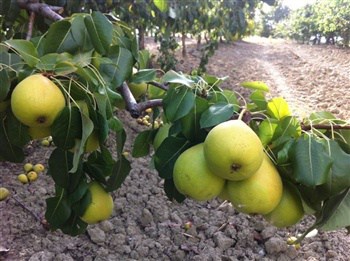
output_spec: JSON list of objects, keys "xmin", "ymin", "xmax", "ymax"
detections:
[{"xmin": 1, "ymin": 37, "xmax": 350, "ymax": 261}]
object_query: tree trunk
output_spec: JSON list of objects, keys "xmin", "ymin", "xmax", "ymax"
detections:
[
  {"xmin": 182, "ymin": 32, "xmax": 186, "ymax": 57},
  {"xmin": 138, "ymin": 26, "xmax": 145, "ymax": 50},
  {"xmin": 197, "ymin": 34, "xmax": 201, "ymax": 50}
]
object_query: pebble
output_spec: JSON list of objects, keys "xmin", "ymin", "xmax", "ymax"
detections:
[
  {"xmin": 265, "ymin": 237, "xmax": 288, "ymax": 254},
  {"xmin": 87, "ymin": 227, "xmax": 106, "ymax": 244},
  {"xmin": 261, "ymin": 226, "xmax": 277, "ymax": 239},
  {"xmin": 99, "ymin": 220, "xmax": 114, "ymax": 232},
  {"xmin": 55, "ymin": 253, "xmax": 74, "ymax": 261},
  {"xmin": 140, "ymin": 208, "xmax": 154, "ymax": 226},
  {"xmin": 28, "ymin": 251, "xmax": 55, "ymax": 261},
  {"xmin": 213, "ymin": 232, "xmax": 234, "ymax": 251}
]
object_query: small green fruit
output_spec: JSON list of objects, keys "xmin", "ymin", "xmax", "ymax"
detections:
[{"xmin": 27, "ymin": 171, "xmax": 38, "ymax": 182}]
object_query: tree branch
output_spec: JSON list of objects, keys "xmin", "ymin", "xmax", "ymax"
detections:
[
  {"xmin": 120, "ymin": 82, "xmax": 163, "ymax": 118},
  {"xmin": 147, "ymin": 81, "xmax": 169, "ymax": 91},
  {"xmin": 301, "ymin": 124, "xmax": 350, "ymax": 131},
  {"xmin": 26, "ymin": 11, "xmax": 35, "ymax": 40},
  {"xmin": 17, "ymin": 0, "xmax": 64, "ymax": 21}
]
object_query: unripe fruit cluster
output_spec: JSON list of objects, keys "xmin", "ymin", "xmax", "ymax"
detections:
[
  {"xmin": 136, "ymin": 108, "xmax": 163, "ymax": 129},
  {"xmin": 18, "ymin": 163, "xmax": 45, "ymax": 184},
  {"xmin": 173, "ymin": 120, "xmax": 305, "ymax": 228},
  {"xmin": 41, "ymin": 136, "xmax": 53, "ymax": 147}
]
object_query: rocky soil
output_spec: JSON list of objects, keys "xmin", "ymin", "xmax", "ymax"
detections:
[{"xmin": 1, "ymin": 37, "xmax": 350, "ymax": 261}]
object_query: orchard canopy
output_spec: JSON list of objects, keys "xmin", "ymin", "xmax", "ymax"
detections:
[{"xmin": 0, "ymin": 0, "xmax": 349, "ymax": 240}]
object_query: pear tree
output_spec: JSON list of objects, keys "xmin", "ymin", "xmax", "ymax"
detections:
[{"xmin": 0, "ymin": 0, "xmax": 349, "ymax": 243}]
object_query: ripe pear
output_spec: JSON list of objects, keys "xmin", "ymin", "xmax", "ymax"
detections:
[
  {"xmin": 28, "ymin": 126, "xmax": 51, "ymax": 139},
  {"xmin": 27, "ymin": 171, "xmax": 38, "ymax": 182},
  {"xmin": 18, "ymin": 173, "xmax": 29, "ymax": 184},
  {"xmin": 203, "ymin": 120, "xmax": 264, "ymax": 181},
  {"xmin": 173, "ymin": 143, "xmax": 226, "ymax": 201},
  {"xmin": 33, "ymin": 163, "xmax": 45, "ymax": 173},
  {"xmin": 80, "ymin": 182, "xmax": 114, "ymax": 224},
  {"xmin": 264, "ymin": 184, "xmax": 304, "ymax": 228},
  {"xmin": 23, "ymin": 163, "xmax": 33, "ymax": 172},
  {"xmin": 11, "ymin": 74, "xmax": 66, "ymax": 127},
  {"xmin": 0, "ymin": 187, "xmax": 10, "ymax": 201},
  {"xmin": 226, "ymin": 154, "xmax": 283, "ymax": 214}
]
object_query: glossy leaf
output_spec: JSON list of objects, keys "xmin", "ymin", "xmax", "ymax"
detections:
[
  {"xmin": 132, "ymin": 130, "xmax": 154, "ymax": 158},
  {"xmin": 250, "ymin": 90, "xmax": 267, "ymax": 110},
  {"xmin": 84, "ymin": 11, "xmax": 113, "ymax": 55},
  {"xmin": 164, "ymin": 178, "xmax": 186, "ymax": 203},
  {"xmin": 200, "ymin": 102, "xmax": 234, "ymax": 128},
  {"xmin": 267, "ymin": 97, "xmax": 292, "ymax": 120},
  {"xmin": 154, "ymin": 136, "xmax": 191, "ymax": 179},
  {"xmin": 162, "ymin": 70, "xmax": 194, "ymax": 87},
  {"xmin": 163, "ymin": 86, "xmax": 195, "ymax": 122},
  {"xmin": 45, "ymin": 192, "xmax": 72, "ymax": 229},
  {"xmin": 43, "ymin": 20, "xmax": 74, "ymax": 54},
  {"xmin": 258, "ymin": 119, "xmax": 278, "ymax": 147},
  {"xmin": 130, "ymin": 69, "xmax": 157, "ymax": 83},
  {"xmin": 289, "ymin": 136, "xmax": 333, "ymax": 187},
  {"xmin": 106, "ymin": 156, "xmax": 131, "ymax": 192},
  {"xmin": 48, "ymin": 148, "xmax": 74, "ymax": 189},
  {"xmin": 51, "ymin": 106, "xmax": 82, "ymax": 150},
  {"xmin": 5, "ymin": 39, "xmax": 39, "ymax": 67},
  {"xmin": 0, "ymin": 115, "xmax": 24, "ymax": 162}
]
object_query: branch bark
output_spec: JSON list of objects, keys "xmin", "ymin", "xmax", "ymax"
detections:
[{"xmin": 17, "ymin": 0, "xmax": 64, "ymax": 21}]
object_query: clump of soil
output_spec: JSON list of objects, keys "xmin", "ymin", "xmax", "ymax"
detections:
[{"xmin": 1, "ymin": 37, "xmax": 349, "ymax": 261}]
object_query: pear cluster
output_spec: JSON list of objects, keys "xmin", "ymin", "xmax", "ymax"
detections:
[
  {"xmin": 173, "ymin": 120, "xmax": 304, "ymax": 228},
  {"xmin": 11, "ymin": 74, "xmax": 66, "ymax": 140},
  {"xmin": 17, "ymin": 163, "xmax": 45, "ymax": 184}
]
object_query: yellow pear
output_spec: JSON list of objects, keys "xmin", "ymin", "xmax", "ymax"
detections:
[
  {"xmin": 0, "ymin": 187, "xmax": 10, "ymax": 201},
  {"xmin": 226, "ymin": 154, "xmax": 283, "ymax": 214},
  {"xmin": 80, "ymin": 182, "xmax": 114, "ymax": 224},
  {"xmin": 173, "ymin": 143, "xmax": 225, "ymax": 201},
  {"xmin": 11, "ymin": 74, "xmax": 66, "ymax": 127},
  {"xmin": 264, "ymin": 184, "xmax": 304, "ymax": 228},
  {"xmin": 28, "ymin": 126, "xmax": 51, "ymax": 139},
  {"xmin": 203, "ymin": 120, "xmax": 264, "ymax": 181},
  {"xmin": 85, "ymin": 131, "xmax": 100, "ymax": 153}
]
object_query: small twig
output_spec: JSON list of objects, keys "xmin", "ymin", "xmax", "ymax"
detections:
[
  {"xmin": 147, "ymin": 81, "xmax": 169, "ymax": 91},
  {"xmin": 137, "ymin": 99, "xmax": 163, "ymax": 112},
  {"xmin": 12, "ymin": 196, "xmax": 41, "ymax": 223},
  {"xmin": 26, "ymin": 11, "xmax": 35, "ymax": 40},
  {"xmin": 301, "ymin": 124, "xmax": 350, "ymax": 131}
]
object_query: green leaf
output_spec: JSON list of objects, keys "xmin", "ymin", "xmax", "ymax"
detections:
[
  {"xmin": 289, "ymin": 136, "xmax": 333, "ymax": 187},
  {"xmin": 84, "ymin": 148, "xmax": 115, "ymax": 183},
  {"xmin": 130, "ymin": 69, "xmax": 157, "ymax": 84},
  {"xmin": 162, "ymin": 70, "xmax": 194, "ymax": 87},
  {"xmin": 181, "ymin": 96, "xmax": 209, "ymax": 142},
  {"xmin": 48, "ymin": 148, "xmax": 74, "ymax": 189},
  {"xmin": 106, "ymin": 156, "xmax": 131, "ymax": 192},
  {"xmin": 240, "ymin": 81, "xmax": 269, "ymax": 92},
  {"xmin": 0, "ymin": 115, "xmax": 25, "ymax": 163},
  {"xmin": 52, "ymin": 107, "xmax": 82, "ymax": 150},
  {"xmin": 0, "ymin": 70, "xmax": 10, "ymax": 101},
  {"xmin": 318, "ymin": 188, "xmax": 350, "ymax": 231},
  {"xmin": 5, "ymin": 39, "xmax": 39, "ymax": 67},
  {"xmin": 164, "ymin": 178, "xmax": 186, "ymax": 203},
  {"xmin": 138, "ymin": 49, "xmax": 151, "ymax": 69},
  {"xmin": 163, "ymin": 86, "xmax": 195, "ymax": 122},
  {"xmin": 267, "ymin": 97, "xmax": 292, "ymax": 120},
  {"xmin": 70, "ymin": 15, "xmax": 93, "ymax": 52},
  {"xmin": 100, "ymin": 47, "xmax": 133, "ymax": 87},
  {"xmin": 154, "ymin": 136, "xmax": 191, "ymax": 179},
  {"xmin": 320, "ymin": 141, "xmax": 350, "ymax": 196},
  {"xmin": 132, "ymin": 130, "xmax": 154, "ymax": 158},
  {"xmin": 258, "ymin": 119, "xmax": 278, "ymax": 147},
  {"xmin": 45, "ymin": 192, "xmax": 72, "ymax": 229},
  {"xmin": 84, "ymin": 12, "xmax": 113, "ymax": 55},
  {"xmin": 153, "ymin": 0, "xmax": 168, "ymax": 12},
  {"xmin": 250, "ymin": 90, "xmax": 267, "ymax": 110},
  {"xmin": 68, "ymin": 180, "xmax": 89, "ymax": 205},
  {"xmin": 200, "ymin": 102, "xmax": 234, "ymax": 128},
  {"xmin": 43, "ymin": 20, "xmax": 74, "ymax": 54},
  {"xmin": 60, "ymin": 212, "xmax": 88, "ymax": 236}
]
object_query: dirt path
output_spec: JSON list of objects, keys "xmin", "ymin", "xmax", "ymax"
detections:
[{"xmin": 1, "ymin": 37, "xmax": 350, "ymax": 261}]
